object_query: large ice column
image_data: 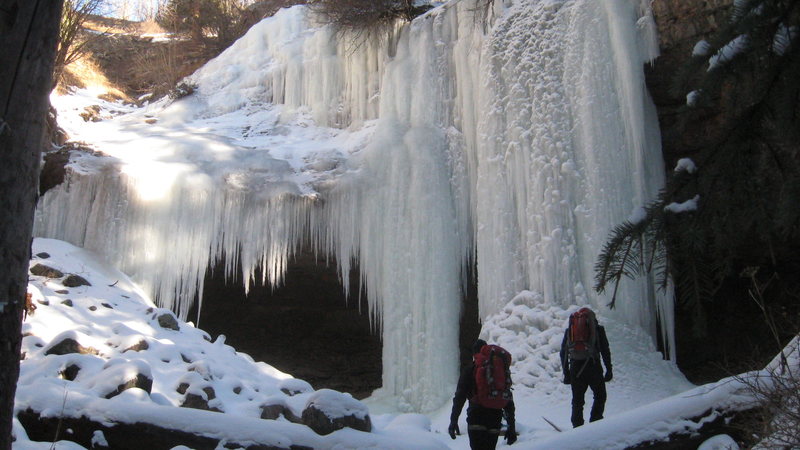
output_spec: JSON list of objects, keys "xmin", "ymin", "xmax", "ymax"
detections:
[
  {"xmin": 314, "ymin": 3, "xmax": 492, "ymax": 411},
  {"xmin": 318, "ymin": 121, "xmax": 464, "ymax": 412},
  {"xmin": 475, "ymin": 0, "xmax": 668, "ymax": 344},
  {"xmin": 36, "ymin": 3, "xmax": 488, "ymax": 412}
]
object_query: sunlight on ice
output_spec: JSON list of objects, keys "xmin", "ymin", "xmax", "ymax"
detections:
[{"xmin": 121, "ymin": 162, "xmax": 182, "ymax": 202}]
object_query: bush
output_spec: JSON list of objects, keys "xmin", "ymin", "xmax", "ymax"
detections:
[
  {"xmin": 157, "ymin": 0, "xmax": 246, "ymax": 50},
  {"xmin": 168, "ymin": 81, "xmax": 198, "ymax": 100},
  {"xmin": 308, "ymin": 0, "xmax": 431, "ymax": 36},
  {"xmin": 129, "ymin": 37, "xmax": 206, "ymax": 100},
  {"xmin": 735, "ymin": 337, "xmax": 800, "ymax": 448},
  {"xmin": 240, "ymin": 0, "xmax": 308, "ymax": 30},
  {"xmin": 157, "ymin": 0, "xmax": 232, "ymax": 45}
]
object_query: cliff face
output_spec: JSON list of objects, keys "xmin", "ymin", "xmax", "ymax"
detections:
[
  {"xmin": 646, "ymin": 1, "xmax": 745, "ymax": 383},
  {"xmin": 646, "ymin": 0, "xmax": 734, "ymax": 167},
  {"xmin": 646, "ymin": 0, "xmax": 800, "ymax": 383},
  {"xmin": 651, "ymin": 0, "xmax": 732, "ymax": 50},
  {"xmin": 647, "ymin": 1, "xmax": 742, "ymax": 382}
]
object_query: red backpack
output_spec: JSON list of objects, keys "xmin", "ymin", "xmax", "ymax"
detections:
[
  {"xmin": 567, "ymin": 307, "xmax": 599, "ymax": 361},
  {"xmin": 472, "ymin": 344, "xmax": 512, "ymax": 409}
]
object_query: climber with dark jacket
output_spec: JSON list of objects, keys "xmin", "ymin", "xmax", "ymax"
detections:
[
  {"xmin": 560, "ymin": 307, "xmax": 612, "ymax": 428},
  {"xmin": 449, "ymin": 339, "xmax": 517, "ymax": 449}
]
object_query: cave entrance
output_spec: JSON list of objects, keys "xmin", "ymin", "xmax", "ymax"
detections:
[
  {"xmin": 459, "ymin": 267, "xmax": 482, "ymax": 368},
  {"xmin": 192, "ymin": 248, "xmax": 382, "ymax": 399},
  {"xmin": 192, "ymin": 248, "xmax": 483, "ymax": 401}
]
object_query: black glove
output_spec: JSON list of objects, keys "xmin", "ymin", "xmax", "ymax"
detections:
[
  {"xmin": 448, "ymin": 421, "xmax": 460, "ymax": 439},
  {"xmin": 505, "ymin": 424, "xmax": 517, "ymax": 445},
  {"xmin": 563, "ymin": 373, "xmax": 571, "ymax": 385},
  {"xmin": 604, "ymin": 367, "xmax": 613, "ymax": 382}
]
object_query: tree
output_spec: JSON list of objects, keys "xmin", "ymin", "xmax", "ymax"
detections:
[
  {"xmin": 53, "ymin": 0, "xmax": 106, "ymax": 88},
  {"xmin": 157, "ymin": 0, "xmax": 262, "ymax": 51},
  {"xmin": 0, "ymin": 0, "xmax": 63, "ymax": 447},
  {"xmin": 595, "ymin": 0, "xmax": 800, "ymax": 345}
]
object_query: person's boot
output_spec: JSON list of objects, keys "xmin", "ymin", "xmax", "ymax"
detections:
[
  {"xmin": 589, "ymin": 402, "xmax": 604, "ymax": 422},
  {"xmin": 571, "ymin": 408, "xmax": 584, "ymax": 428},
  {"xmin": 588, "ymin": 378, "xmax": 607, "ymax": 423}
]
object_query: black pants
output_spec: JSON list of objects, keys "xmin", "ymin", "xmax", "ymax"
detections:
[
  {"xmin": 467, "ymin": 405, "xmax": 503, "ymax": 450},
  {"xmin": 569, "ymin": 359, "xmax": 606, "ymax": 427}
]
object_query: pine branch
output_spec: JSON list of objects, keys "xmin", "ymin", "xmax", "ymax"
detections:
[
  {"xmin": 597, "ymin": 0, "xmax": 800, "ymax": 326},
  {"xmin": 594, "ymin": 197, "xmax": 668, "ymax": 309}
]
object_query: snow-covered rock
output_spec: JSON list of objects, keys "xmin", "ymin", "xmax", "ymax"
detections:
[{"xmin": 15, "ymin": 238, "xmax": 445, "ymax": 449}]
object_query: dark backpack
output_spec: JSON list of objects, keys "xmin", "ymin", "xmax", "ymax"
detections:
[
  {"xmin": 472, "ymin": 344, "xmax": 512, "ymax": 409},
  {"xmin": 567, "ymin": 307, "xmax": 599, "ymax": 361}
]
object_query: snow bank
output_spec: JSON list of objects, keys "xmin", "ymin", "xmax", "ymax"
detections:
[{"xmin": 16, "ymin": 239, "xmax": 445, "ymax": 449}]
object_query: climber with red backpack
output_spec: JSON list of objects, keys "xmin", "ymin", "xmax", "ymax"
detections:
[
  {"xmin": 449, "ymin": 339, "xmax": 517, "ymax": 449},
  {"xmin": 560, "ymin": 306, "xmax": 612, "ymax": 428}
]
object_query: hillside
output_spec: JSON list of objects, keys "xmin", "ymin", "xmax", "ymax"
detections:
[{"xmin": 57, "ymin": 14, "xmax": 208, "ymax": 102}]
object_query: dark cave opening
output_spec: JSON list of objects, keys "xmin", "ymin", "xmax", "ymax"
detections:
[
  {"xmin": 192, "ymin": 249, "xmax": 382, "ymax": 399},
  {"xmin": 191, "ymin": 248, "xmax": 483, "ymax": 400},
  {"xmin": 459, "ymin": 268, "xmax": 482, "ymax": 368}
]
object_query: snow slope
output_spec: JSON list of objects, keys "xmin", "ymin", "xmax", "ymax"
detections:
[
  {"xmin": 17, "ymin": 239, "xmax": 785, "ymax": 449},
  {"xmin": 16, "ymin": 238, "xmax": 448, "ymax": 449}
]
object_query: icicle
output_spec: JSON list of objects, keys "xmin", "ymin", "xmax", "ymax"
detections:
[{"xmin": 635, "ymin": 0, "xmax": 661, "ymax": 64}]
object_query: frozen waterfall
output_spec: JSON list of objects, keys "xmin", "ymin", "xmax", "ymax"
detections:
[{"xmin": 37, "ymin": 0, "xmax": 668, "ymax": 412}]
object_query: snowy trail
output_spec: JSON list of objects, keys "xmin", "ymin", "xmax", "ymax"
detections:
[{"xmin": 424, "ymin": 293, "xmax": 693, "ymax": 448}]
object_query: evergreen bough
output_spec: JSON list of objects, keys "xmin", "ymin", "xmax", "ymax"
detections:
[{"xmin": 595, "ymin": 0, "xmax": 800, "ymax": 338}]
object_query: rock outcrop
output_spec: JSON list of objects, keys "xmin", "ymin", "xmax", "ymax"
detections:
[
  {"xmin": 300, "ymin": 389, "xmax": 372, "ymax": 435},
  {"xmin": 647, "ymin": 0, "xmax": 735, "ymax": 165}
]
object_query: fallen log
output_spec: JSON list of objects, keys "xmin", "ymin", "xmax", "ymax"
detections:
[{"xmin": 16, "ymin": 408, "xmax": 312, "ymax": 450}]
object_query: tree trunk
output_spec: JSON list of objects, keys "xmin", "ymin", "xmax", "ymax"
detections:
[{"xmin": 0, "ymin": 0, "xmax": 63, "ymax": 448}]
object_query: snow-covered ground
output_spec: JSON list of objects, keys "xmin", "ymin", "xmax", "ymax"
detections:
[
  {"xmin": 24, "ymin": 0, "xmax": 788, "ymax": 447},
  {"xmin": 16, "ymin": 239, "xmax": 445, "ymax": 449},
  {"xmin": 15, "ymin": 238, "xmax": 774, "ymax": 449}
]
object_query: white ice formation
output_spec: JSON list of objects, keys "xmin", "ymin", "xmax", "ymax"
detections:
[{"xmin": 37, "ymin": 0, "xmax": 669, "ymax": 412}]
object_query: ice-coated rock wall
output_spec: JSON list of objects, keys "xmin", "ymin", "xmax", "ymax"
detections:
[{"xmin": 36, "ymin": 0, "xmax": 668, "ymax": 412}]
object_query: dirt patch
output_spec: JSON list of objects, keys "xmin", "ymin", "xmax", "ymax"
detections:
[
  {"xmin": 57, "ymin": 3, "xmax": 310, "ymax": 100},
  {"xmin": 57, "ymin": 14, "xmax": 215, "ymax": 101},
  {"xmin": 80, "ymin": 32, "xmax": 210, "ymax": 99},
  {"xmin": 83, "ymin": 15, "xmax": 165, "ymax": 35}
]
